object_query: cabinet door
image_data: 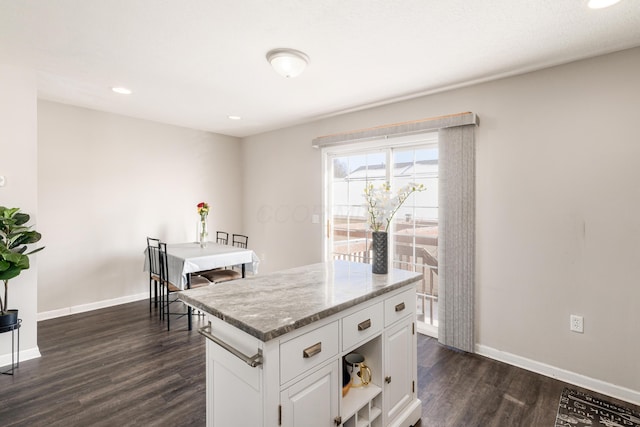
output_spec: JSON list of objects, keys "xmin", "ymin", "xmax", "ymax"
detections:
[
  {"xmin": 280, "ymin": 361, "xmax": 339, "ymax": 427},
  {"xmin": 384, "ymin": 317, "xmax": 415, "ymax": 423},
  {"xmin": 206, "ymin": 334, "xmax": 263, "ymax": 427}
]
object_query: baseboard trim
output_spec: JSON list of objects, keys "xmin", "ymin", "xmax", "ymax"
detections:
[
  {"xmin": 417, "ymin": 323, "xmax": 438, "ymax": 338},
  {"xmin": 0, "ymin": 346, "xmax": 41, "ymax": 369},
  {"xmin": 38, "ymin": 293, "xmax": 148, "ymax": 321},
  {"xmin": 476, "ymin": 344, "xmax": 640, "ymax": 406},
  {"xmin": 389, "ymin": 399, "xmax": 422, "ymax": 427}
]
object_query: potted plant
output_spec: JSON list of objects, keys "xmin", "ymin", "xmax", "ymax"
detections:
[
  {"xmin": 363, "ymin": 182, "xmax": 425, "ymax": 274},
  {"xmin": 0, "ymin": 206, "xmax": 44, "ymax": 331}
]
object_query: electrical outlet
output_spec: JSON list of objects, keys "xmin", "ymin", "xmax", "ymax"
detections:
[{"xmin": 570, "ymin": 315, "xmax": 584, "ymax": 333}]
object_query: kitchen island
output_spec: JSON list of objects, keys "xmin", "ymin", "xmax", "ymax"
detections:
[{"xmin": 179, "ymin": 260, "xmax": 423, "ymax": 427}]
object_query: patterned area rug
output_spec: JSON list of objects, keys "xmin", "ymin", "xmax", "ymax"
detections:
[{"xmin": 555, "ymin": 388, "xmax": 640, "ymax": 427}]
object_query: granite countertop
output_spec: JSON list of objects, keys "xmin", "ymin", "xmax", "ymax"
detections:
[{"xmin": 178, "ymin": 260, "xmax": 422, "ymax": 342}]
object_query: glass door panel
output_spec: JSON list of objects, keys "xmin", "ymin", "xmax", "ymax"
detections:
[
  {"xmin": 325, "ymin": 137, "xmax": 438, "ymax": 336},
  {"xmin": 389, "ymin": 146, "xmax": 439, "ymax": 335},
  {"xmin": 330, "ymin": 152, "xmax": 386, "ymax": 263}
]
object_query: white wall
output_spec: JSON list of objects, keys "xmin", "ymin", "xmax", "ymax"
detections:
[
  {"xmin": 37, "ymin": 101, "xmax": 243, "ymax": 315},
  {"xmin": 241, "ymin": 125, "xmax": 324, "ymax": 272},
  {"xmin": 0, "ymin": 66, "xmax": 41, "ymax": 365},
  {"xmin": 242, "ymin": 47, "xmax": 640, "ymax": 400}
]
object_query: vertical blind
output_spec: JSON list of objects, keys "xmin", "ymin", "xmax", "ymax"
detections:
[{"xmin": 437, "ymin": 124, "xmax": 476, "ymax": 352}]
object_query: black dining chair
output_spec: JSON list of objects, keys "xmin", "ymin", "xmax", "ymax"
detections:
[
  {"xmin": 199, "ymin": 233, "xmax": 249, "ymax": 284},
  {"xmin": 146, "ymin": 237, "xmax": 161, "ymax": 315},
  {"xmin": 157, "ymin": 241, "xmax": 211, "ymax": 330},
  {"xmin": 232, "ymin": 234, "xmax": 248, "ymax": 248},
  {"xmin": 216, "ymin": 231, "xmax": 229, "ymax": 244}
]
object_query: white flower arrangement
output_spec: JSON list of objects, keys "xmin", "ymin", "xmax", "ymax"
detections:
[{"xmin": 363, "ymin": 182, "xmax": 425, "ymax": 232}]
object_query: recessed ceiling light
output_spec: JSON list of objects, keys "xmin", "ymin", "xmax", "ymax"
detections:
[
  {"xmin": 111, "ymin": 87, "xmax": 132, "ymax": 95},
  {"xmin": 588, "ymin": 0, "xmax": 622, "ymax": 9},
  {"xmin": 228, "ymin": 115, "xmax": 241, "ymax": 120}
]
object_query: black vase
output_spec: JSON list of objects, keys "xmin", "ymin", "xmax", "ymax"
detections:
[{"xmin": 372, "ymin": 231, "xmax": 388, "ymax": 274}]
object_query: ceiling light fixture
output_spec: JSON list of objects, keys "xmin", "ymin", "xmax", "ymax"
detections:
[
  {"xmin": 228, "ymin": 115, "xmax": 241, "ymax": 120},
  {"xmin": 266, "ymin": 48, "xmax": 309, "ymax": 78},
  {"xmin": 587, "ymin": 0, "xmax": 621, "ymax": 9},
  {"xmin": 111, "ymin": 87, "xmax": 132, "ymax": 95}
]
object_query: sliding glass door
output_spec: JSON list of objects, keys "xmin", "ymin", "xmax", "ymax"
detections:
[{"xmin": 324, "ymin": 134, "xmax": 439, "ymax": 336}]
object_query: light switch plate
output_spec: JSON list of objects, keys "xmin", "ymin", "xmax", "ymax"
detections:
[{"xmin": 0, "ymin": 176, "xmax": 5, "ymax": 187}]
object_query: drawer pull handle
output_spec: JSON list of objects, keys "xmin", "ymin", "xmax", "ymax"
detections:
[
  {"xmin": 357, "ymin": 319, "xmax": 372, "ymax": 331},
  {"xmin": 303, "ymin": 342, "xmax": 322, "ymax": 358},
  {"xmin": 395, "ymin": 302, "xmax": 406, "ymax": 312}
]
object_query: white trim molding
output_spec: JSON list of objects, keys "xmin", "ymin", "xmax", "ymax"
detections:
[
  {"xmin": 476, "ymin": 344, "xmax": 640, "ymax": 406},
  {"xmin": 38, "ymin": 292, "xmax": 148, "ymax": 321},
  {"xmin": 0, "ymin": 346, "xmax": 41, "ymax": 368}
]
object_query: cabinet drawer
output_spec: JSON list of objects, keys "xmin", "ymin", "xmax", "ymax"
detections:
[
  {"xmin": 384, "ymin": 288, "xmax": 416, "ymax": 327},
  {"xmin": 342, "ymin": 302, "xmax": 383, "ymax": 351},
  {"xmin": 280, "ymin": 321, "xmax": 339, "ymax": 385}
]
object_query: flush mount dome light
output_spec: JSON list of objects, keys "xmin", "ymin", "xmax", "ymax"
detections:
[
  {"xmin": 111, "ymin": 86, "xmax": 132, "ymax": 95},
  {"xmin": 588, "ymin": 0, "xmax": 621, "ymax": 8},
  {"xmin": 266, "ymin": 48, "xmax": 309, "ymax": 78}
]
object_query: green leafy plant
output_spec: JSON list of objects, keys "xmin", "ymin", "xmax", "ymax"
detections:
[{"xmin": 0, "ymin": 206, "xmax": 44, "ymax": 314}]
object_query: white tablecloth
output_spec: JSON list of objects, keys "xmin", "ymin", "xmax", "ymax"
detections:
[{"xmin": 144, "ymin": 242, "xmax": 260, "ymax": 290}]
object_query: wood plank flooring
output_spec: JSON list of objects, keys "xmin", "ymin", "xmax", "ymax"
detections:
[{"xmin": 1, "ymin": 300, "xmax": 638, "ymax": 426}]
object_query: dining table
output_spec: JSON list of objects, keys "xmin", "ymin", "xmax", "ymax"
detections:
[
  {"xmin": 163, "ymin": 242, "xmax": 259, "ymax": 288},
  {"xmin": 144, "ymin": 241, "xmax": 260, "ymax": 329}
]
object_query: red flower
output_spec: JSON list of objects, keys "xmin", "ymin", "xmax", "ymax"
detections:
[{"xmin": 197, "ymin": 202, "xmax": 210, "ymax": 216}]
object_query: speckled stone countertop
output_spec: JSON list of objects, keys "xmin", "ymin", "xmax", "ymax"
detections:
[{"xmin": 178, "ymin": 260, "xmax": 422, "ymax": 342}]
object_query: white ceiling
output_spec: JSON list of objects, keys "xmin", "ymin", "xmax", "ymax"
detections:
[{"xmin": 1, "ymin": 0, "xmax": 639, "ymax": 137}]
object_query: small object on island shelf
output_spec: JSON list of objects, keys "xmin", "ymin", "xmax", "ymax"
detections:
[
  {"xmin": 345, "ymin": 352, "xmax": 371, "ymax": 388},
  {"xmin": 342, "ymin": 361, "xmax": 352, "ymax": 396}
]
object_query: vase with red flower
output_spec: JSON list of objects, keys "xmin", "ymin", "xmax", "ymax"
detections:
[{"xmin": 197, "ymin": 202, "xmax": 209, "ymax": 248}]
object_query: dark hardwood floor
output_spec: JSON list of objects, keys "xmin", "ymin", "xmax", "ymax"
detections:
[{"xmin": 1, "ymin": 300, "xmax": 638, "ymax": 426}]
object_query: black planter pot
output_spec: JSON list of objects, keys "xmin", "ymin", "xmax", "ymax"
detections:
[
  {"xmin": 0, "ymin": 309, "xmax": 19, "ymax": 333},
  {"xmin": 372, "ymin": 231, "xmax": 388, "ymax": 274}
]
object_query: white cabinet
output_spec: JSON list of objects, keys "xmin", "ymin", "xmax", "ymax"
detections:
[
  {"xmin": 342, "ymin": 302, "xmax": 384, "ymax": 351},
  {"xmin": 280, "ymin": 361, "xmax": 340, "ymax": 427},
  {"xmin": 383, "ymin": 288, "xmax": 415, "ymax": 328},
  {"xmin": 203, "ymin": 315, "xmax": 264, "ymax": 427},
  {"xmin": 199, "ymin": 284, "xmax": 421, "ymax": 427},
  {"xmin": 342, "ymin": 288, "xmax": 418, "ymax": 427},
  {"xmin": 342, "ymin": 385, "xmax": 383, "ymax": 427},
  {"xmin": 280, "ymin": 321, "xmax": 339, "ymax": 384},
  {"xmin": 384, "ymin": 317, "xmax": 415, "ymax": 424}
]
